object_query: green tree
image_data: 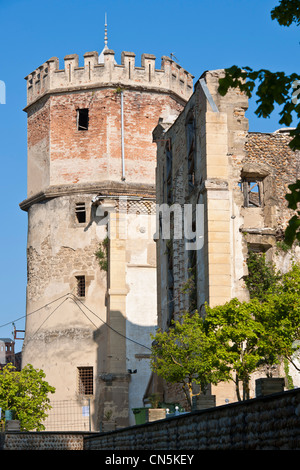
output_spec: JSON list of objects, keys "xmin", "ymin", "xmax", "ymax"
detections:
[
  {"xmin": 0, "ymin": 363, "xmax": 55, "ymax": 431},
  {"xmin": 150, "ymin": 312, "xmax": 231, "ymax": 408},
  {"xmin": 245, "ymin": 252, "xmax": 281, "ymax": 301},
  {"xmin": 204, "ymin": 263, "xmax": 300, "ymax": 400},
  {"xmin": 255, "ymin": 263, "xmax": 300, "ymax": 373},
  {"xmin": 204, "ymin": 298, "xmax": 271, "ymax": 401},
  {"xmin": 284, "ymin": 180, "xmax": 300, "ymax": 245}
]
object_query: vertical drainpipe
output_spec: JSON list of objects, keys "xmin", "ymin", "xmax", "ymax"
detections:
[{"xmin": 121, "ymin": 90, "xmax": 125, "ymax": 180}]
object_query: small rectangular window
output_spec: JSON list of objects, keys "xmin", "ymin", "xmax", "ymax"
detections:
[
  {"xmin": 240, "ymin": 179, "xmax": 263, "ymax": 208},
  {"xmin": 78, "ymin": 367, "xmax": 93, "ymax": 395},
  {"xmin": 77, "ymin": 108, "xmax": 89, "ymax": 131},
  {"xmin": 76, "ymin": 275, "xmax": 86, "ymax": 298},
  {"xmin": 75, "ymin": 202, "xmax": 86, "ymax": 223}
]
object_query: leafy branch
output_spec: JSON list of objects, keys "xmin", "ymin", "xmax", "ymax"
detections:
[{"xmin": 95, "ymin": 236, "xmax": 109, "ymax": 271}]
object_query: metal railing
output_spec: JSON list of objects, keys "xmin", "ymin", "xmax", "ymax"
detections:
[{"xmin": 43, "ymin": 399, "xmax": 91, "ymax": 431}]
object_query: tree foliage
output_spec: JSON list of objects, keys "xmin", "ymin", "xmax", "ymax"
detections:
[
  {"xmin": 150, "ymin": 312, "xmax": 231, "ymax": 408},
  {"xmin": 271, "ymin": 0, "xmax": 300, "ymax": 26},
  {"xmin": 245, "ymin": 252, "xmax": 281, "ymax": 301},
  {"xmin": 0, "ymin": 363, "xmax": 55, "ymax": 431},
  {"xmin": 255, "ymin": 263, "xmax": 300, "ymax": 372},
  {"xmin": 218, "ymin": 66, "xmax": 300, "ymax": 151},
  {"xmin": 151, "ymin": 263, "xmax": 300, "ymax": 403},
  {"xmin": 204, "ymin": 298, "xmax": 269, "ymax": 401},
  {"xmin": 284, "ymin": 180, "xmax": 300, "ymax": 245}
]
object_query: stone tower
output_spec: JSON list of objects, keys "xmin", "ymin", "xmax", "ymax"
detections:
[{"xmin": 20, "ymin": 39, "xmax": 193, "ymax": 430}]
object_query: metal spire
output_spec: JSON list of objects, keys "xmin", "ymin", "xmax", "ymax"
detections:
[
  {"xmin": 99, "ymin": 13, "xmax": 109, "ymax": 63},
  {"xmin": 98, "ymin": 13, "xmax": 116, "ymax": 64},
  {"xmin": 104, "ymin": 12, "xmax": 108, "ymax": 49}
]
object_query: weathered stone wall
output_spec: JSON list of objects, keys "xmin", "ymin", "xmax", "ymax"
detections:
[
  {"xmin": 21, "ymin": 48, "xmax": 193, "ymax": 431},
  {"xmin": 84, "ymin": 389, "xmax": 300, "ymax": 450},
  {"xmin": 25, "ymin": 51, "xmax": 193, "ymax": 109},
  {"xmin": 2, "ymin": 390, "xmax": 300, "ymax": 450},
  {"xmin": 46, "ymin": 90, "xmax": 183, "ymax": 190},
  {"xmin": 154, "ymin": 70, "xmax": 250, "ymax": 406},
  {"xmin": 25, "ymin": 51, "xmax": 192, "ymax": 198},
  {"xmin": 154, "ymin": 68, "xmax": 300, "ymax": 407},
  {"xmin": 0, "ymin": 432, "xmax": 90, "ymax": 451},
  {"xmin": 245, "ymin": 131, "xmax": 300, "ymax": 230}
]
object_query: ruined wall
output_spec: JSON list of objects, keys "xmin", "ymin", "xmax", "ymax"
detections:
[
  {"xmin": 154, "ymin": 68, "xmax": 300, "ymax": 408},
  {"xmin": 155, "ymin": 69, "xmax": 249, "ymax": 329},
  {"xmin": 245, "ymin": 131, "xmax": 300, "ymax": 230},
  {"xmin": 153, "ymin": 70, "xmax": 300, "ymax": 407}
]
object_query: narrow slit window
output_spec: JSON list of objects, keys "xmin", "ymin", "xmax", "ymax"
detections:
[
  {"xmin": 77, "ymin": 367, "xmax": 93, "ymax": 395},
  {"xmin": 76, "ymin": 275, "xmax": 86, "ymax": 298},
  {"xmin": 75, "ymin": 202, "xmax": 86, "ymax": 223},
  {"xmin": 166, "ymin": 141, "xmax": 172, "ymax": 204},
  {"xmin": 186, "ymin": 113, "xmax": 196, "ymax": 192},
  {"xmin": 188, "ymin": 220, "xmax": 197, "ymax": 312},
  {"xmin": 77, "ymin": 108, "xmax": 89, "ymax": 130},
  {"xmin": 167, "ymin": 241, "xmax": 174, "ymax": 325}
]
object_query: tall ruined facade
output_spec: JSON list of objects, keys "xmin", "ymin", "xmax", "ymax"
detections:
[
  {"xmin": 20, "ymin": 46, "xmax": 193, "ymax": 429},
  {"xmin": 154, "ymin": 69, "xmax": 300, "ymax": 408}
]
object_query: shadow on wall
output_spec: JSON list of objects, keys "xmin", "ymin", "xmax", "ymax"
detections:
[{"xmin": 93, "ymin": 311, "xmax": 156, "ymax": 431}]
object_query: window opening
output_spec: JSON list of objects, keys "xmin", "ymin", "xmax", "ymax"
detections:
[
  {"xmin": 166, "ymin": 241, "xmax": 174, "ymax": 325},
  {"xmin": 166, "ymin": 141, "xmax": 172, "ymax": 204},
  {"xmin": 77, "ymin": 108, "xmax": 89, "ymax": 130},
  {"xmin": 240, "ymin": 179, "xmax": 263, "ymax": 207},
  {"xmin": 77, "ymin": 367, "xmax": 93, "ymax": 395},
  {"xmin": 186, "ymin": 114, "xmax": 196, "ymax": 192},
  {"xmin": 75, "ymin": 203, "xmax": 86, "ymax": 223},
  {"xmin": 76, "ymin": 275, "xmax": 86, "ymax": 298},
  {"xmin": 187, "ymin": 220, "xmax": 197, "ymax": 311}
]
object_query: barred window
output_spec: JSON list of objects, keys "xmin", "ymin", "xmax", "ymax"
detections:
[
  {"xmin": 76, "ymin": 275, "xmax": 86, "ymax": 298},
  {"xmin": 78, "ymin": 367, "xmax": 93, "ymax": 395}
]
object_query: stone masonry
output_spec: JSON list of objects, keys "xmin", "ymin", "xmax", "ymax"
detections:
[
  {"xmin": 20, "ymin": 47, "xmax": 193, "ymax": 431},
  {"xmin": 153, "ymin": 69, "xmax": 300, "ymax": 409}
]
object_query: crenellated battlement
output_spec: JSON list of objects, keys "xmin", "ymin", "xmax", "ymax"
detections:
[{"xmin": 25, "ymin": 49, "xmax": 194, "ymax": 107}]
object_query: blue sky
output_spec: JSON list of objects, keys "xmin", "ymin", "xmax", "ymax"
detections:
[{"xmin": 0, "ymin": 0, "xmax": 298, "ymax": 351}]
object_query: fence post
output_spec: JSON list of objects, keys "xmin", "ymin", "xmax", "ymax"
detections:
[{"xmin": 88, "ymin": 399, "xmax": 91, "ymax": 432}]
